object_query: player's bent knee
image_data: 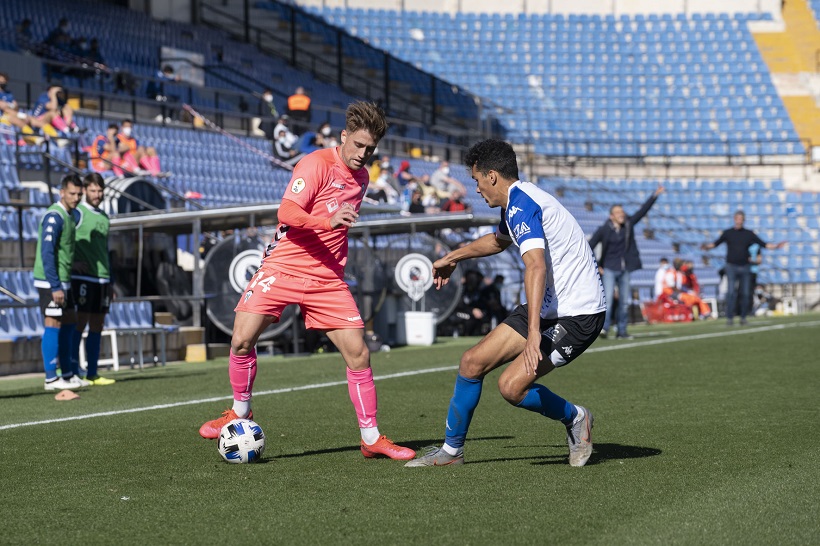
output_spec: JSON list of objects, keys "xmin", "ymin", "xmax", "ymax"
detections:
[
  {"xmin": 497, "ymin": 375, "xmax": 526, "ymax": 406},
  {"xmin": 458, "ymin": 349, "xmax": 486, "ymax": 379}
]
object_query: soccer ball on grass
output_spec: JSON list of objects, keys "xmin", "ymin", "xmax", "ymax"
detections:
[{"xmin": 218, "ymin": 418, "xmax": 266, "ymax": 463}]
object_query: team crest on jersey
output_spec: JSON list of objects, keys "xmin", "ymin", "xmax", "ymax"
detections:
[
  {"xmin": 513, "ymin": 222, "xmax": 531, "ymax": 238},
  {"xmin": 243, "ymin": 290, "xmax": 253, "ymax": 303},
  {"xmin": 291, "ymin": 178, "xmax": 306, "ymax": 194},
  {"xmin": 508, "ymin": 206, "xmax": 522, "ymax": 219},
  {"xmin": 326, "ymin": 198, "xmax": 339, "ymax": 213}
]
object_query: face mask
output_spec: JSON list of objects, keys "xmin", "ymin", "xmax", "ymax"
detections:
[
  {"xmin": 263, "ymin": 94, "xmax": 273, "ymax": 103},
  {"xmin": 381, "ymin": 161, "xmax": 390, "ymax": 168},
  {"xmin": 278, "ymin": 137, "xmax": 286, "ymax": 143},
  {"xmin": 441, "ymin": 166, "xmax": 450, "ymax": 175},
  {"xmin": 321, "ymin": 127, "xmax": 331, "ymax": 136},
  {"xmin": 122, "ymin": 127, "xmax": 132, "ymax": 137}
]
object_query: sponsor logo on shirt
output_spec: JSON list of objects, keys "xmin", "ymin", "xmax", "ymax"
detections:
[
  {"xmin": 331, "ymin": 182, "xmax": 346, "ymax": 189},
  {"xmin": 291, "ymin": 177, "xmax": 306, "ymax": 194},
  {"xmin": 326, "ymin": 197, "xmax": 339, "ymax": 213},
  {"xmin": 513, "ymin": 222, "xmax": 531, "ymax": 238},
  {"xmin": 347, "ymin": 315, "xmax": 362, "ymax": 321},
  {"xmin": 508, "ymin": 206, "xmax": 522, "ymax": 219},
  {"xmin": 244, "ymin": 290, "xmax": 253, "ymax": 303}
]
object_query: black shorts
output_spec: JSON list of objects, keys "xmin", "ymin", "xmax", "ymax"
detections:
[
  {"xmin": 72, "ymin": 279, "xmax": 111, "ymax": 314},
  {"xmin": 37, "ymin": 286, "xmax": 76, "ymax": 318},
  {"xmin": 502, "ymin": 304, "xmax": 605, "ymax": 367}
]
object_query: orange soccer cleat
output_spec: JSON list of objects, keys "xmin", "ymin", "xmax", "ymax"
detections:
[
  {"xmin": 360, "ymin": 435, "xmax": 416, "ymax": 460},
  {"xmin": 199, "ymin": 409, "xmax": 253, "ymax": 439}
]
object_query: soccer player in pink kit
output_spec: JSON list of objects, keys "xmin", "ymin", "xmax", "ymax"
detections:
[{"xmin": 199, "ymin": 102, "xmax": 414, "ymax": 460}]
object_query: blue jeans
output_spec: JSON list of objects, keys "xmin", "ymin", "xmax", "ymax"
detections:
[
  {"xmin": 602, "ymin": 268, "xmax": 631, "ymax": 336},
  {"xmin": 725, "ymin": 263, "xmax": 752, "ymax": 320}
]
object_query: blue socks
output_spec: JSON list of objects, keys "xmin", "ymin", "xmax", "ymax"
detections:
[
  {"xmin": 71, "ymin": 328, "xmax": 82, "ymax": 377},
  {"xmin": 42, "ymin": 326, "xmax": 59, "ymax": 380},
  {"xmin": 444, "ymin": 374, "xmax": 483, "ymax": 451},
  {"xmin": 58, "ymin": 324, "xmax": 75, "ymax": 378},
  {"xmin": 517, "ymin": 383, "xmax": 577, "ymax": 425},
  {"xmin": 85, "ymin": 331, "xmax": 102, "ymax": 378}
]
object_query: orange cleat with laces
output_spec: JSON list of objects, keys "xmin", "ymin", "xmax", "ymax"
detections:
[
  {"xmin": 360, "ymin": 435, "xmax": 416, "ymax": 460},
  {"xmin": 199, "ymin": 409, "xmax": 253, "ymax": 439}
]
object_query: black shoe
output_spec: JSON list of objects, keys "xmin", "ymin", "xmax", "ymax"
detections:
[
  {"xmin": 739, "ymin": 318, "xmax": 748, "ymax": 326},
  {"xmin": 598, "ymin": 329, "xmax": 608, "ymax": 339}
]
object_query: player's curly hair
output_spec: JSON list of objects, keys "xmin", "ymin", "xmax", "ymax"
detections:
[
  {"xmin": 464, "ymin": 139, "xmax": 519, "ymax": 181},
  {"xmin": 345, "ymin": 101, "xmax": 388, "ymax": 141}
]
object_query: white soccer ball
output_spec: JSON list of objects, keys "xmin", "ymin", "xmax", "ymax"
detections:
[{"xmin": 218, "ymin": 418, "xmax": 266, "ymax": 463}]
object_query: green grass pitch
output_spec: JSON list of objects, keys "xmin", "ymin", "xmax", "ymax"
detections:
[{"xmin": 1, "ymin": 314, "xmax": 818, "ymax": 544}]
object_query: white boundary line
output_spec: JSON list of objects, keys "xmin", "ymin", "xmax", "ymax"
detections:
[{"xmin": 2, "ymin": 321, "xmax": 818, "ymax": 432}]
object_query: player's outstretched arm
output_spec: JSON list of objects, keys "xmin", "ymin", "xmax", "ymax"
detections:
[{"xmin": 432, "ymin": 233, "xmax": 510, "ymax": 289}]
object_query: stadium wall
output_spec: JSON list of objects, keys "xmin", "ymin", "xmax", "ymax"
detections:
[{"xmin": 294, "ymin": 0, "xmax": 781, "ymax": 17}]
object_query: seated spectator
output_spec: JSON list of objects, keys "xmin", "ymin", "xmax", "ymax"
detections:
[
  {"xmin": 441, "ymin": 189, "xmax": 472, "ymax": 213},
  {"xmin": 395, "ymin": 160, "xmax": 428, "ymax": 189},
  {"xmin": 317, "ymin": 122, "xmax": 338, "ymax": 147},
  {"xmin": 147, "ymin": 65, "xmax": 180, "ymax": 100},
  {"xmin": 87, "ymin": 122, "xmax": 120, "ymax": 173},
  {"xmin": 273, "ymin": 129, "xmax": 304, "ymax": 167},
  {"xmin": 15, "ymin": 19, "xmax": 33, "ymax": 52},
  {"xmin": 663, "ymin": 258, "xmax": 711, "ymax": 319},
  {"xmin": 407, "ymin": 189, "xmax": 426, "ymax": 213},
  {"xmin": 117, "ymin": 119, "xmax": 163, "ymax": 175},
  {"xmin": 0, "ymin": 72, "xmax": 38, "ymax": 141},
  {"xmin": 296, "ymin": 128, "xmax": 324, "ymax": 155},
  {"xmin": 753, "ymin": 284, "xmax": 778, "ymax": 316},
  {"xmin": 430, "ymin": 160, "xmax": 466, "ymax": 198},
  {"xmin": 87, "ymin": 38, "xmax": 105, "ymax": 66},
  {"xmin": 365, "ymin": 171, "xmax": 399, "ymax": 204},
  {"xmin": 272, "ymin": 115, "xmax": 298, "ymax": 147},
  {"xmin": 45, "ymin": 18, "xmax": 73, "ymax": 52},
  {"xmin": 418, "ymin": 177, "xmax": 442, "ymax": 211},
  {"xmin": 28, "ymin": 85, "xmax": 83, "ymax": 138}
]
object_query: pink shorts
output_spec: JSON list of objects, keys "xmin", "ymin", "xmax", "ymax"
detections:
[{"xmin": 234, "ymin": 264, "xmax": 363, "ymax": 330}]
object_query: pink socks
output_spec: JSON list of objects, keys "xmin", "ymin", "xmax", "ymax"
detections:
[
  {"xmin": 229, "ymin": 349, "xmax": 257, "ymax": 403},
  {"xmin": 139, "ymin": 155, "xmax": 161, "ymax": 175},
  {"xmin": 347, "ymin": 367, "xmax": 378, "ymax": 429}
]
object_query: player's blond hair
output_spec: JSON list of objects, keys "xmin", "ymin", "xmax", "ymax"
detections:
[{"xmin": 345, "ymin": 101, "xmax": 388, "ymax": 142}]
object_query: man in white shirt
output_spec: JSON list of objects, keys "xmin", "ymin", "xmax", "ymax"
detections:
[{"xmin": 405, "ymin": 139, "xmax": 606, "ymax": 469}]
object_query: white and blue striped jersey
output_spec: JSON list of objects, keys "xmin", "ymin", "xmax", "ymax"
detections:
[{"xmin": 497, "ymin": 181, "xmax": 606, "ymax": 319}]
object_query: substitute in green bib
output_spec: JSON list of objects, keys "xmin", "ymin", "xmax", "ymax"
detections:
[
  {"xmin": 71, "ymin": 173, "xmax": 115, "ymax": 386},
  {"xmin": 34, "ymin": 174, "xmax": 88, "ymax": 391}
]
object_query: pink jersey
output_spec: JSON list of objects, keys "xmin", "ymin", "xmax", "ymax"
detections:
[{"xmin": 265, "ymin": 147, "xmax": 369, "ymax": 280}]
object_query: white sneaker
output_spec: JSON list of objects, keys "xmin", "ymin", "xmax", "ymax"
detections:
[
  {"xmin": 68, "ymin": 375, "xmax": 91, "ymax": 387},
  {"xmin": 44, "ymin": 377, "xmax": 80, "ymax": 391}
]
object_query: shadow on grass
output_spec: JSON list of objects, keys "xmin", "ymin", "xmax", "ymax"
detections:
[
  {"xmin": 467, "ymin": 443, "xmax": 662, "ymax": 466},
  {"xmin": 268, "ymin": 436, "xmax": 515, "ymax": 460}
]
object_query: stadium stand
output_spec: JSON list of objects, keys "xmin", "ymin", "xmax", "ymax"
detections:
[{"xmin": 308, "ymin": 6, "xmax": 804, "ymax": 158}]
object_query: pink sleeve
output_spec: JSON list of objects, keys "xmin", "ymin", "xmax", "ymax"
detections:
[{"xmin": 281, "ymin": 153, "xmax": 324, "ymax": 209}]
